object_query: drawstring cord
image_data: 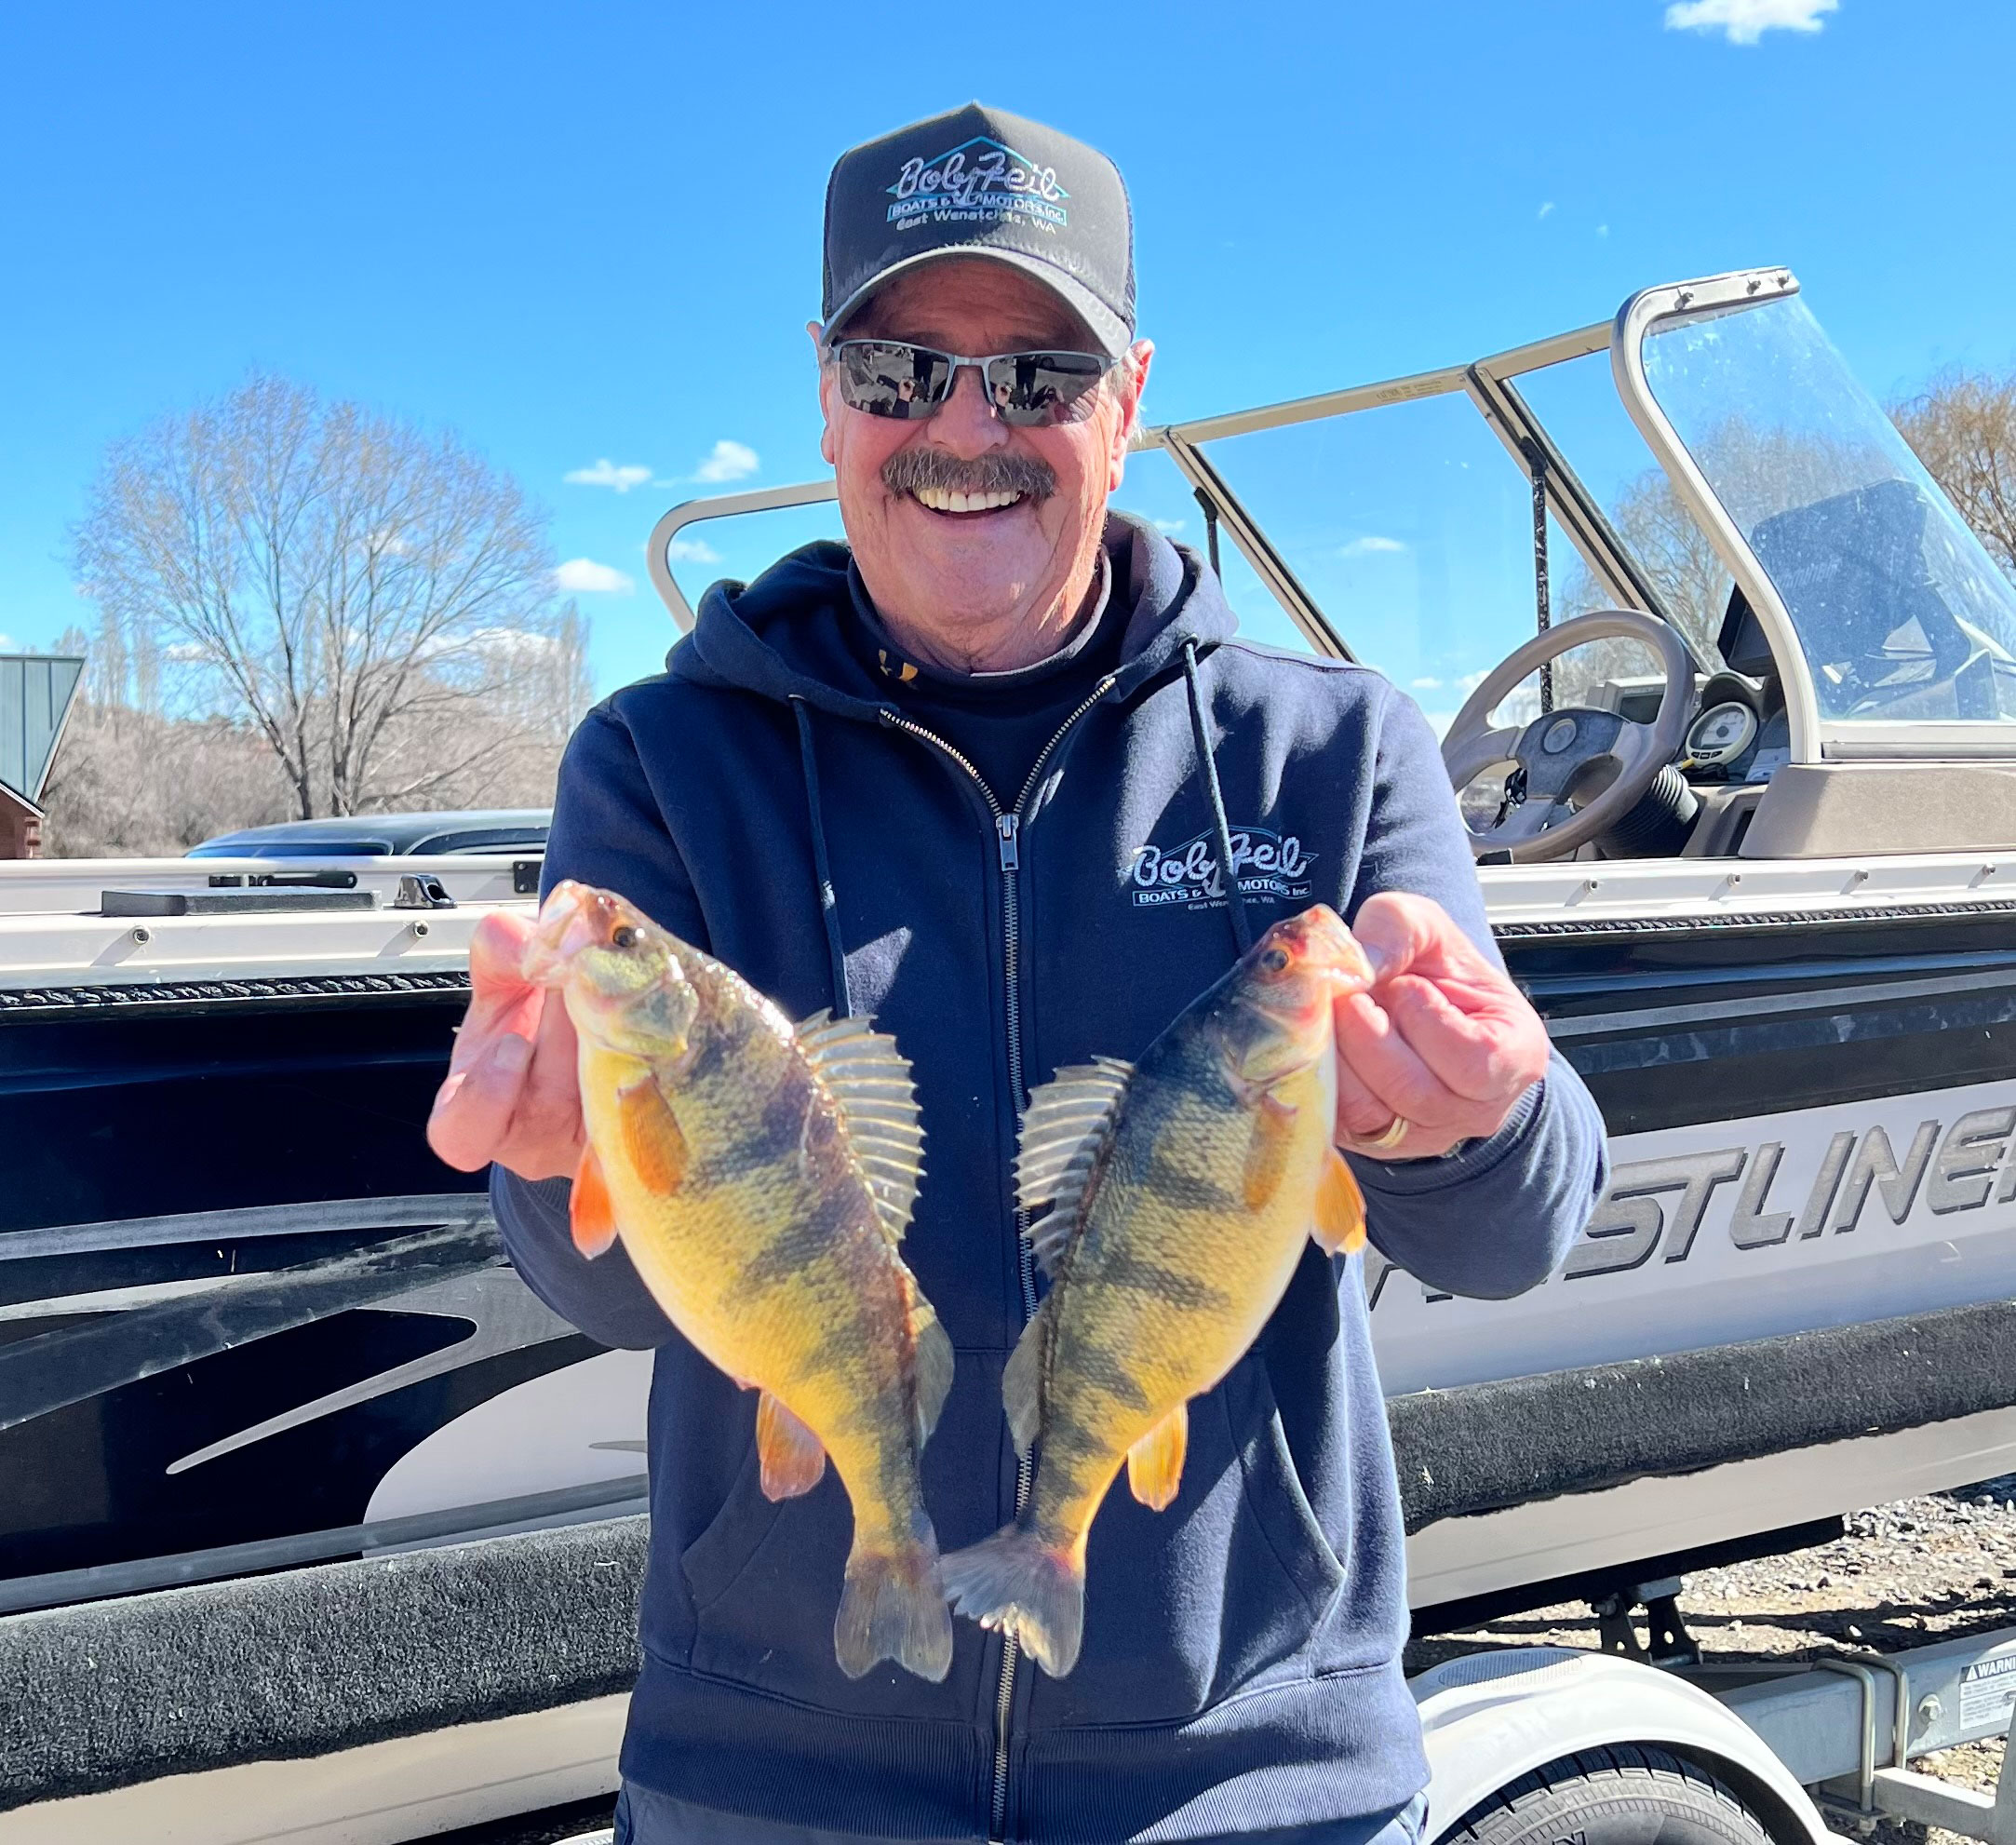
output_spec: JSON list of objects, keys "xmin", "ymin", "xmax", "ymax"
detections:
[
  {"xmin": 1181, "ymin": 640, "xmax": 1253, "ymax": 957},
  {"xmin": 790, "ymin": 697, "xmax": 854, "ymax": 1018},
  {"xmin": 796, "ymin": 643, "xmax": 1244, "ymax": 1018}
]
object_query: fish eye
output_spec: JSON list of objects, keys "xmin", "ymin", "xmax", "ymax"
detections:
[
  {"xmin": 1260, "ymin": 947, "xmax": 1289, "ymax": 973},
  {"xmin": 611, "ymin": 924, "xmax": 638, "ymax": 950}
]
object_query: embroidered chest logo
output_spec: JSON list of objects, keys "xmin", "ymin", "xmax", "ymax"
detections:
[
  {"xmin": 1127, "ymin": 826, "xmax": 1316, "ymax": 912},
  {"xmin": 887, "ymin": 137, "xmax": 1068, "ymax": 236}
]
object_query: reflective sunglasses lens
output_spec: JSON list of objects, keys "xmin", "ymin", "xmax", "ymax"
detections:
[
  {"xmin": 985, "ymin": 352, "xmax": 1111, "ymax": 426},
  {"xmin": 834, "ymin": 343, "xmax": 952, "ymax": 419}
]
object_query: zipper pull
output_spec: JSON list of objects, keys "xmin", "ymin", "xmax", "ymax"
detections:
[{"xmin": 996, "ymin": 814, "xmax": 1020, "ymax": 872}]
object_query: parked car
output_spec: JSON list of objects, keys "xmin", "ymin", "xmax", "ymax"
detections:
[{"xmin": 186, "ymin": 809, "xmax": 551, "ymax": 859}]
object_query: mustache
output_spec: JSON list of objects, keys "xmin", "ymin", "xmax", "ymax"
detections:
[{"xmin": 880, "ymin": 447, "xmax": 1056, "ymax": 503}]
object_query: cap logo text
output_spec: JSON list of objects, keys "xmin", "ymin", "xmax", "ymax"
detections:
[{"xmin": 888, "ymin": 137, "xmax": 1068, "ymax": 235}]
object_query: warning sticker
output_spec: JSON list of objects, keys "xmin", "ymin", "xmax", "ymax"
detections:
[{"xmin": 1960, "ymin": 1654, "xmax": 2016, "ymax": 1730}]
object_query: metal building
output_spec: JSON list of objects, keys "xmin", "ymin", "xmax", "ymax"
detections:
[{"xmin": 0, "ymin": 653, "xmax": 84, "ymax": 856}]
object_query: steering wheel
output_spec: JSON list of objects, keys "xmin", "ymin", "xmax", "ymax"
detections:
[{"xmin": 1441, "ymin": 610, "xmax": 1696, "ymax": 863}]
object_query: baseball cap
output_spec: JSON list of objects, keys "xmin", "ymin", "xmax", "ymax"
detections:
[{"xmin": 822, "ymin": 103, "xmax": 1136, "ymax": 359}]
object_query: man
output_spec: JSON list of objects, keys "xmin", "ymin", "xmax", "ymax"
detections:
[{"xmin": 430, "ymin": 104, "xmax": 1606, "ymax": 1845}]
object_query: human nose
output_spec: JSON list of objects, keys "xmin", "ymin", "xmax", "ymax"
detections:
[{"xmin": 926, "ymin": 361, "xmax": 1011, "ymax": 451}]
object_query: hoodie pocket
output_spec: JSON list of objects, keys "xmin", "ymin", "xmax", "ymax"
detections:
[
  {"xmin": 678, "ymin": 1437, "xmax": 786, "ymax": 1626},
  {"xmin": 1236, "ymin": 1350, "xmax": 1349, "ymax": 1619},
  {"xmin": 674, "ymin": 1357, "xmax": 997, "ymax": 1718},
  {"xmin": 1030, "ymin": 1352, "xmax": 1347, "ymax": 1728}
]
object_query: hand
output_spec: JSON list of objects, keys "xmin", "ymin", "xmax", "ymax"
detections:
[
  {"xmin": 426, "ymin": 909, "xmax": 585, "ymax": 1182},
  {"xmin": 1331, "ymin": 891, "xmax": 1551, "ymax": 1161}
]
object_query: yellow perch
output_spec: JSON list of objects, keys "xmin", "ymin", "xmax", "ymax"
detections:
[
  {"xmin": 524, "ymin": 880, "xmax": 955, "ymax": 1682},
  {"xmin": 940, "ymin": 904, "xmax": 1375, "ymax": 1677}
]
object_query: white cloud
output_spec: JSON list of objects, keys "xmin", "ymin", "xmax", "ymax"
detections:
[
  {"xmin": 1458, "ymin": 667, "xmax": 1492, "ymax": 691},
  {"xmin": 1340, "ymin": 535, "xmax": 1407, "ymax": 558},
  {"xmin": 665, "ymin": 537, "xmax": 722, "ymax": 565},
  {"xmin": 1411, "ymin": 676, "xmax": 1444, "ymax": 690},
  {"xmin": 0, "ymin": 634, "xmax": 16, "ymax": 653},
  {"xmin": 468, "ymin": 626, "xmax": 559, "ymax": 661},
  {"xmin": 564, "ymin": 459, "xmax": 653, "ymax": 493},
  {"xmin": 555, "ymin": 558, "xmax": 635, "ymax": 595},
  {"xmin": 1664, "ymin": 0, "xmax": 1836, "ymax": 44},
  {"xmin": 691, "ymin": 439, "xmax": 759, "ymax": 484},
  {"xmin": 1596, "ymin": 224, "xmax": 1610, "ymax": 238},
  {"xmin": 1537, "ymin": 201, "xmax": 1555, "ymax": 220},
  {"xmin": 1153, "ymin": 518, "xmax": 1187, "ymax": 534}
]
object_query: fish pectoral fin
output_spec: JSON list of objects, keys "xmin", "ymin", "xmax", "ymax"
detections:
[
  {"xmin": 1126, "ymin": 1403, "xmax": 1189, "ymax": 1512},
  {"xmin": 571, "ymin": 1144, "xmax": 619, "ymax": 1259},
  {"xmin": 1312, "ymin": 1146, "xmax": 1368, "ymax": 1255},
  {"xmin": 1242, "ymin": 1092, "xmax": 1300, "ymax": 1210},
  {"xmin": 913, "ymin": 1299, "xmax": 954, "ymax": 1447},
  {"xmin": 619, "ymin": 1077, "xmax": 687, "ymax": 1195},
  {"xmin": 1002, "ymin": 1300, "xmax": 1051, "ymax": 1459},
  {"xmin": 756, "ymin": 1392, "xmax": 827, "ymax": 1501}
]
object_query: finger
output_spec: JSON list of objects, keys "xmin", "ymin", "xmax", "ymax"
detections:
[
  {"xmin": 1351, "ymin": 891, "xmax": 1460, "ymax": 986},
  {"xmin": 512, "ymin": 979, "xmax": 584, "ymax": 1143},
  {"xmin": 1333, "ymin": 1024, "xmax": 1404, "ymax": 1140},
  {"xmin": 453, "ymin": 912, "xmax": 544, "ymax": 1072},
  {"xmin": 428, "ymin": 1031, "xmax": 533, "ymax": 1171},
  {"xmin": 1332, "ymin": 990, "xmax": 1469, "ymax": 1131},
  {"xmin": 1354, "ymin": 891, "xmax": 1508, "ymax": 995},
  {"xmin": 1378, "ymin": 974, "xmax": 1546, "ymax": 1105}
]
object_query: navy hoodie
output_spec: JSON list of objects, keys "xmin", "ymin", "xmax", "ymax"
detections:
[{"xmin": 492, "ymin": 515, "xmax": 1607, "ymax": 1843}]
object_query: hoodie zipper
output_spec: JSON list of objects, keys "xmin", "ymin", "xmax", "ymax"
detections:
[{"xmin": 880, "ymin": 673, "xmax": 1117, "ymax": 1844}]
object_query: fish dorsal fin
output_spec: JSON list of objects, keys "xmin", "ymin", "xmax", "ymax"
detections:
[
  {"xmin": 1015, "ymin": 1057, "xmax": 1133, "ymax": 1279},
  {"xmin": 797, "ymin": 1011, "xmax": 925, "ymax": 1246}
]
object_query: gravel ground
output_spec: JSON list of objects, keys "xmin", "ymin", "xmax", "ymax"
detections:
[{"xmin": 1405, "ymin": 1474, "xmax": 2016, "ymax": 1845}]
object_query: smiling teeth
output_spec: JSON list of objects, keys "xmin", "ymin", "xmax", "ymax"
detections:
[{"xmin": 913, "ymin": 485, "xmax": 1024, "ymax": 513}]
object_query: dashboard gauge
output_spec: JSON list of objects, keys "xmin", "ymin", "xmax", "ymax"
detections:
[{"xmin": 1687, "ymin": 700, "xmax": 1759, "ymax": 768}]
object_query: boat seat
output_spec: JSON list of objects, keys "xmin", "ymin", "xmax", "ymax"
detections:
[{"xmin": 0, "ymin": 1515, "xmax": 646, "ymax": 1813}]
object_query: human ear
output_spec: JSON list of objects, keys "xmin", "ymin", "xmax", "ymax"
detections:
[
  {"xmin": 809, "ymin": 320, "xmax": 840, "ymax": 466},
  {"xmin": 1108, "ymin": 339, "xmax": 1154, "ymax": 492}
]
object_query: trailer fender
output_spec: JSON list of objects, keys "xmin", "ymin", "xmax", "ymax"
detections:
[{"xmin": 1410, "ymin": 1648, "xmax": 1831, "ymax": 1845}]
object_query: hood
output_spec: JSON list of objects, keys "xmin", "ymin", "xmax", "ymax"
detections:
[{"xmin": 669, "ymin": 510, "xmax": 1238, "ymax": 722}]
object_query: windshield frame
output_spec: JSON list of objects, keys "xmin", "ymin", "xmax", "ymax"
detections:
[
  {"xmin": 643, "ymin": 294, "xmax": 1757, "ymax": 726},
  {"xmin": 1612, "ymin": 268, "xmax": 1825, "ymax": 762},
  {"xmin": 1615, "ymin": 268, "xmax": 2016, "ymax": 763}
]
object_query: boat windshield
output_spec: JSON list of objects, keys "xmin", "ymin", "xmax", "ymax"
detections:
[{"xmin": 1639, "ymin": 293, "xmax": 2016, "ymax": 728}]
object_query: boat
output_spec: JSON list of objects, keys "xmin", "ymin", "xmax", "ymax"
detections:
[{"xmin": 7, "ymin": 264, "xmax": 2016, "ymax": 1837}]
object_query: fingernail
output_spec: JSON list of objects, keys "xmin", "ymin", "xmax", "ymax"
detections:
[{"xmin": 491, "ymin": 1034, "xmax": 531, "ymax": 1074}]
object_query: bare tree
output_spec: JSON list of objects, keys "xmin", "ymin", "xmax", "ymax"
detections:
[
  {"xmin": 1893, "ymin": 368, "xmax": 2016, "ymax": 579},
  {"xmin": 73, "ymin": 375, "xmax": 585, "ymax": 819},
  {"xmin": 36, "ymin": 625, "xmax": 293, "ymax": 855}
]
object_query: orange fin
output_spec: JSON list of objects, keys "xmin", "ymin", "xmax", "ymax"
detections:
[
  {"xmin": 1125, "ymin": 1403, "xmax": 1189, "ymax": 1511},
  {"xmin": 619, "ymin": 1077, "xmax": 687, "ymax": 1195},
  {"xmin": 757, "ymin": 1392, "xmax": 827, "ymax": 1501},
  {"xmin": 1243, "ymin": 1098, "xmax": 1297, "ymax": 1209},
  {"xmin": 1312, "ymin": 1147, "xmax": 1367, "ymax": 1255},
  {"xmin": 571, "ymin": 1143, "xmax": 618, "ymax": 1258}
]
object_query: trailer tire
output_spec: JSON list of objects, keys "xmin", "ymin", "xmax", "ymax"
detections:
[{"xmin": 1442, "ymin": 1744, "xmax": 1777, "ymax": 1845}]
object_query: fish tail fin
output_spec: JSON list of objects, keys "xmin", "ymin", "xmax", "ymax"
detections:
[
  {"xmin": 835, "ymin": 1521, "xmax": 953, "ymax": 1684},
  {"xmin": 940, "ymin": 1527, "xmax": 1084, "ymax": 1678}
]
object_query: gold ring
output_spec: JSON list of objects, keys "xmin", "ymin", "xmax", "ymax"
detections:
[{"xmin": 1354, "ymin": 1115, "xmax": 1411, "ymax": 1154}]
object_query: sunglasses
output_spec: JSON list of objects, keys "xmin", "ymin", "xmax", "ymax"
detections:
[{"xmin": 825, "ymin": 340, "xmax": 1117, "ymax": 427}]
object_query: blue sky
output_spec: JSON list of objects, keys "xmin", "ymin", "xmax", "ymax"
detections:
[{"xmin": 2, "ymin": 0, "xmax": 2010, "ymax": 695}]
